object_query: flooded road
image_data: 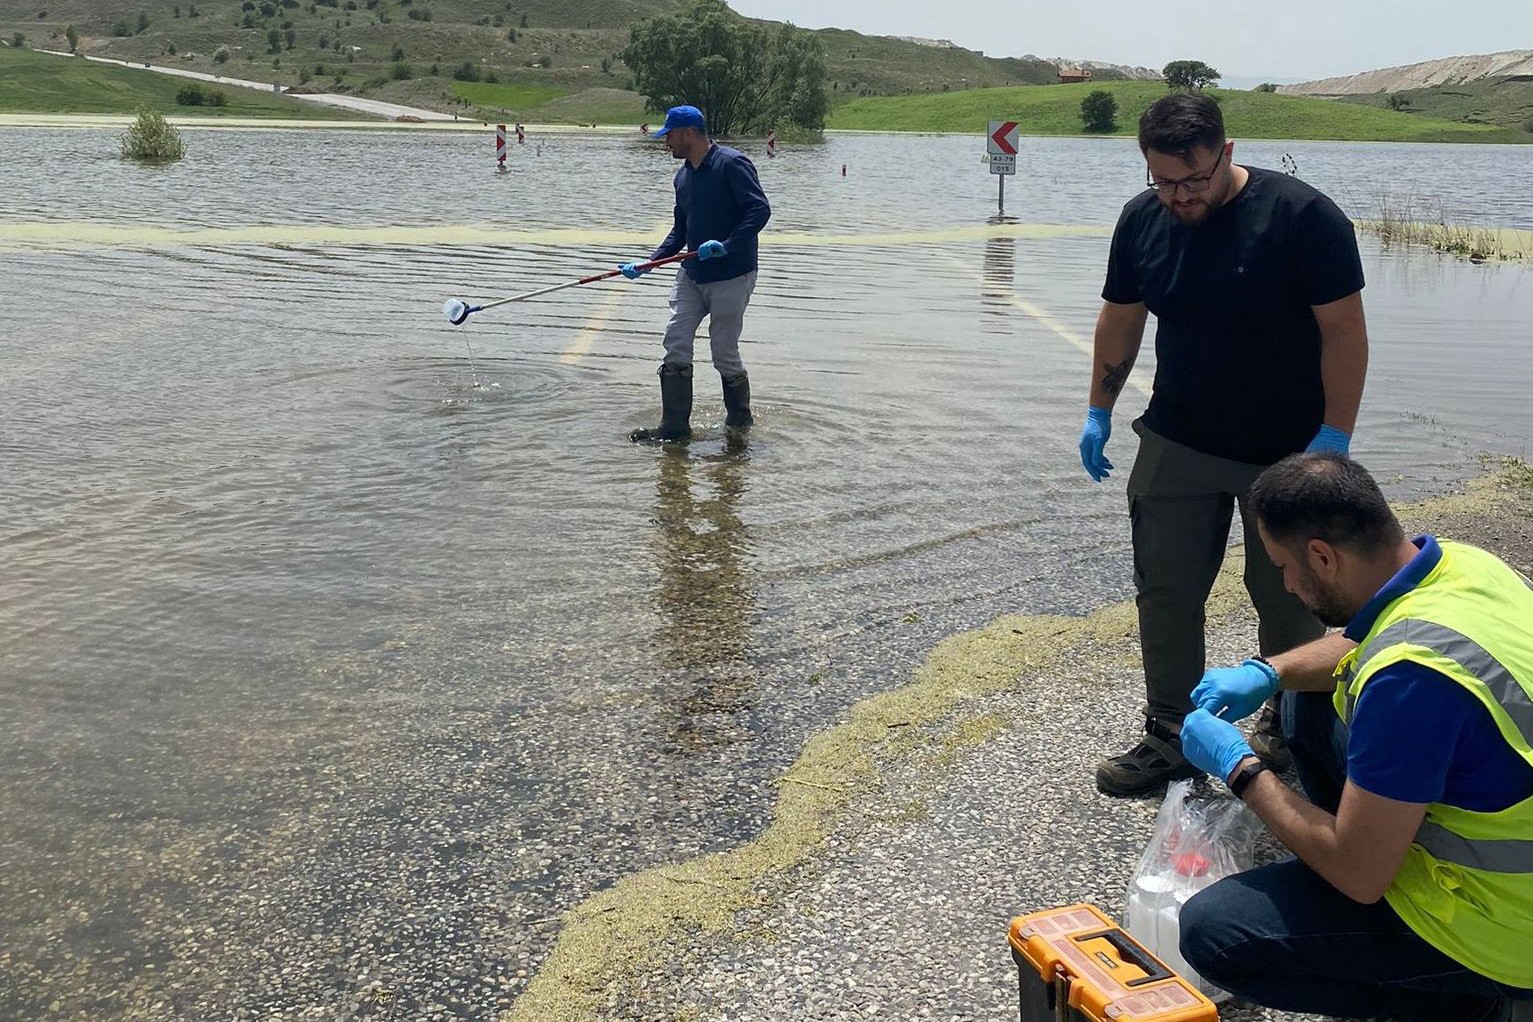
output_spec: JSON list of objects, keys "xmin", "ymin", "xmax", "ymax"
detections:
[{"xmin": 2, "ymin": 128, "xmax": 1532, "ymax": 1020}]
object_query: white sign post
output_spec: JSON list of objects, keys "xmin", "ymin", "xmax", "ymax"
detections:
[{"xmin": 987, "ymin": 119, "xmax": 1019, "ymax": 216}]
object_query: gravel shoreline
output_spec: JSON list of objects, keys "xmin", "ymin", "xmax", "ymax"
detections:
[{"xmin": 510, "ymin": 464, "xmax": 1533, "ymax": 1022}]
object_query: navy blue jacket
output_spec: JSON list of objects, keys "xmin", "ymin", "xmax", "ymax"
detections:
[{"xmin": 650, "ymin": 144, "xmax": 771, "ymax": 284}]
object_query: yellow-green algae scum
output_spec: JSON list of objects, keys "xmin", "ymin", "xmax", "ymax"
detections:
[{"xmin": 504, "ymin": 462, "xmax": 1533, "ymax": 1022}]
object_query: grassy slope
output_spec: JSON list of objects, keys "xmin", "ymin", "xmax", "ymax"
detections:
[
  {"xmin": 0, "ymin": 38, "xmax": 358, "ymax": 115},
  {"xmin": 828, "ymin": 80, "xmax": 1530, "ymax": 142},
  {"xmin": 1337, "ymin": 78, "xmax": 1533, "ymax": 133},
  {"xmin": 0, "ymin": 0, "xmax": 1147, "ymax": 122}
]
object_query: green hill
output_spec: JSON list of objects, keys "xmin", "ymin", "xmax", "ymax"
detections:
[
  {"xmin": 0, "ymin": 36, "xmax": 360, "ymax": 115},
  {"xmin": 828, "ymin": 80, "xmax": 1532, "ymax": 143},
  {"xmin": 1337, "ymin": 78, "xmax": 1533, "ymax": 134},
  {"xmin": 0, "ymin": 0, "xmax": 1141, "ymax": 121}
]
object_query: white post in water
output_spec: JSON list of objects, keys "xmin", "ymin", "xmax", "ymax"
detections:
[{"xmin": 987, "ymin": 118, "xmax": 1019, "ymax": 217}]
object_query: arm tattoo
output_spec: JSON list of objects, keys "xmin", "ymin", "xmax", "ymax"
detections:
[{"xmin": 1101, "ymin": 357, "xmax": 1135, "ymax": 399}]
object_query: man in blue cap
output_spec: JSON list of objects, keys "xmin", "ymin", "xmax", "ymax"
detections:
[{"xmin": 620, "ymin": 104, "xmax": 772, "ymax": 443}]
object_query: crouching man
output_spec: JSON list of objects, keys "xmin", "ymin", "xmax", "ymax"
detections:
[{"xmin": 1177, "ymin": 453, "xmax": 1533, "ymax": 1022}]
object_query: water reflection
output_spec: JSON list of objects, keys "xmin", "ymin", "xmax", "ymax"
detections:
[
  {"xmin": 651, "ymin": 440, "xmax": 757, "ymax": 751},
  {"xmin": 981, "ymin": 229, "xmax": 1018, "ymax": 322}
]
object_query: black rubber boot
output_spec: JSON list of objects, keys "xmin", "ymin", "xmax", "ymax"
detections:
[
  {"xmin": 721, "ymin": 371, "xmax": 753, "ymax": 429},
  {"xmin": 630, "ymin": 363, "xmax": 693, "ymax": 444}
]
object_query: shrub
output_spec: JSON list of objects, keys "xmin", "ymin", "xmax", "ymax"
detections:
[
  {"xmin": 519, "ymin": 12, "xmax": 526, "ymax": 26},
  {"xmin": 427, "ymin": 61, "xmax": 437, "ymax": 75},
  {"xmin": 452, "ymin": 60, "xmax": 480, "ymax": 81},
  {"xmin": 188, "ymin": 5, "xmax": 199, "ymax": 16},
  {"xmin": 390, "ymin": 59, "xmax": 410, "ymax": 79},
  {"xmin": 284, "ymin": 27, "xmax": 295, "ymax": 48},
  {"xmin": 1386, "ymin": 92, "xmax": 1410, "ymax": 111},
  {"xmin": 241, "ymin": 12, "xmax": 256, "ymax": 26},
  {"xmin": 121, "ymin": 108, "xmax": 186, "ymax": 161},
  {"xmin": 266, "ymin": 29, "xmax": 280, "ymax": 51},
  {"xmin": 484, "ymin": 69, "xmax": 497, "ymax": 82},
  {"xmin": 1523, "ymin": 115, "xmax": 1533, "ymax": 134},
  {"xmin": 506, "ymin": 27, "xmax": 515, "ymax": 41},
  {"xmin": 165, "ymin": 40, "xmax": 176, "ymax": 54},
  {"xmin": 600, "ymin": 56, "xmax": 611, "ymax": 74},
  {"xmin": 390, "ymin": 43, "xmax": 403, "ymax": 60},
  {"xmin": 176, "ymin": 82, "xmax": 226, "ymax": 105},
  {"xmin": 298, "ymin": 67, "xmax": 310, "ymax": 82},
  {"xmin": 1254, "ymin": 82, "xmax": 1277, "ymax": 93},
  {"xmin": 314, "ymin": 62, "xmax": 325, "ymax": 73},
  {"xmin": 11, "ymin": 32, "xmax": 25, "ymax": 47},
  {"xmin": 136, "ymin": 10, "xmax": 149, "ymax": 32},
  {"xmin": 64, "ymin": 23, "xmax": 76, "ymax": 49},
  {"xmin": 1080, "ymin": 89, "xmax": 1118, "ymax": 133},
  {"xmin": 112, "ymin": 20, "xmax": 133, "ymax": 36},
  {"xmin": 535, "ymin": 53, "xmax": 550, "ymax": 68},
  {"xmin": 260, "ymin": 1, "xmax": 275, "ymax": 15}
]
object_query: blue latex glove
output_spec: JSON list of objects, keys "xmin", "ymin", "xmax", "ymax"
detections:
[
  {"xmin": 1078, "ymin": 406, "xmax": 1113, "ymax": 482},
  {"xmin": 618, "ymin": 262, "xmax": 646, "ymax": 280},
  {"xmin": 697, "ymin": 239, "xmax": 726, "ymax": 261},
  {"xmin": 1306, "ymin": 424, "xmax": 1351, "ymax": 455},
  {"xmin": 1191, "ymin": 659, "xmax": 1281, "ymax": 723},
  {"xmin": 1179, "ymin": 709, "xmax": 1256, "ymax": 784}
]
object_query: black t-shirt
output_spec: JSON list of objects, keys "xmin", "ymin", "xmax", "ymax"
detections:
[{"xmin": 1102, "ymin": 166, "xmax": 1365, "ymax": 465}]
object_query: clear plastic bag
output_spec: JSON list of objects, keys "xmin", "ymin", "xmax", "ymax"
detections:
[{"xmin": 1123, "ymin": 779, "xmax": 1260, "ymax": 1002}]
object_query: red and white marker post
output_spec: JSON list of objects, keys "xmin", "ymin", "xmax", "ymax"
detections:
[
  {"xmin": 496, "ymin": 123, "xmax": 507, "ymax": 172},
  {"xmin": 766, "ymin": 129, "xmax": 777, "ymax": 158},
  {"xmin": 515, "ymin": 123, "xmax": 526, "ymax": 145}
]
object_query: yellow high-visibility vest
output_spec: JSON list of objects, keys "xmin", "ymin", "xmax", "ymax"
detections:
[{"xmin": 1333, "ymin": 540, "xmax": 1533, "ymax": 987}]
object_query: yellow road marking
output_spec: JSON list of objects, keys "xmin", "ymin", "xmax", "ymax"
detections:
[
  {"xmin": 0, "ymin": 222, "xmax": 1109, "ymax": 251},
  {"xmin": 559, "ymin": 288, "xmax": 626, "ymax": 365},
  {"xmin": 945, "ymin": 253, "xmax": 1151, "ymax": 398},
  {"xmin": 559, "ymin": 217, "xmax": 673, "ymax": 365}
]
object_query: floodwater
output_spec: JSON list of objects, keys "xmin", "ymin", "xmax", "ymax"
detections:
[{"xmin": 2, "ymin": 128, "xmax": 1531, "ymax": 1020}]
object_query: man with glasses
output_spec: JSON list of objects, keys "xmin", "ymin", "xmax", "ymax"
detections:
[{"xmin": 1081, "ymin": 93, "xmax": 1370, "ymax": 796}]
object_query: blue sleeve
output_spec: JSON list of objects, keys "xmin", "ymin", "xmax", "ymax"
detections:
[
  {"xmin": 721, "ymin": 154, "xmax": 770, "ymax": 252},
  {"xmin": 1347, "ymin": 662, "xmax": 1475, "ymax": 804},
  {"xmin": 650, "ymin": 197, "xmax": 685, "ymax": 261}
]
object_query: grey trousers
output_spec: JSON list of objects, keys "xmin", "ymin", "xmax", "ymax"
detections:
[
  {"xmin": 661, "ymin": 270, "xmax": 757, "ymax": 377},
  {"xmin": 1126, "ymin": 420, "xmax": 1325, "ymax": 724}
]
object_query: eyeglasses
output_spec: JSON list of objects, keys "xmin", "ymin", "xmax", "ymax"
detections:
[{"xmin": 1145, "ymin": 148, "xmax": 1227, "ymax": 195}]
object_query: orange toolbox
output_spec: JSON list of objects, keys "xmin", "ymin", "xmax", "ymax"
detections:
[{"xmin": 1008, "ymin": 904, "xmax": 1217, "ymax": 1022}]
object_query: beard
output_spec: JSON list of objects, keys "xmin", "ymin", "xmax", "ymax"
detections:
[
  {"xmin": 1166, "ymin": 196, "xmax": 1216, "ymax": 226},
  {"xmin": 1301, "ymin": 574, "xmax": 1356, "ymax": 628}
]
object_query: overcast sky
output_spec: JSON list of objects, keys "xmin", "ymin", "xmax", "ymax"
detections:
[{"xmin": 728, "ymin": 0, "xmax": 1532, "ymax": 81}]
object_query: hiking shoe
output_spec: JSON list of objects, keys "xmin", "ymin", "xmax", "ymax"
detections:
[
  {"xmin": 1095, "ymin": 718, "xmax": 1203, "ymax": 797},
  {"xmin": 1248, "ymin": 697, "xmax": 1293, "ymax": 773}
]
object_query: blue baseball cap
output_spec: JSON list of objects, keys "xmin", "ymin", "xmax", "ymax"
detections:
[{"xmin": 653, "ymin": 105, "xmax": 707, "ymax": 138}]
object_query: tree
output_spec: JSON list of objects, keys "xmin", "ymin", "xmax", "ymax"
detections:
[
  {"xmin": 1080, "ymin": 89, "xmax": 1118, "ymax": 133},
  {"xmin": 622, "ymin": 0, "xmax": 827, "ymax": 136},
  {"xmin": 1253, "ymin": 82, "xmax": 1277, "ymax": 93},
  {"xmin": 267, "ymin": 27, "xmax": 282, "ymax": 52},
  {"xmin": 212, "ymin": 44, "xmax": 229, "ymax": 63},
  {"xmin": 1386, "ymin": 92, "xmax": 1410, "ymax": 111},
  {"xmin": 136, "ymin": 10, "xmax": 149, "ymax": 32},
  {"xmin": 64, "ymin": 23, "xmax": 76, "ymax": 50},
  {"xmin": 1162, "ymin": 59, "xmax": 1220, "ymax": 91}
]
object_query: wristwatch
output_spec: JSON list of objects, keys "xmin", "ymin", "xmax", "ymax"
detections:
[{"xmin": 1229, "ymin": 759, "xmax": 1269, "ymax": 800}]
